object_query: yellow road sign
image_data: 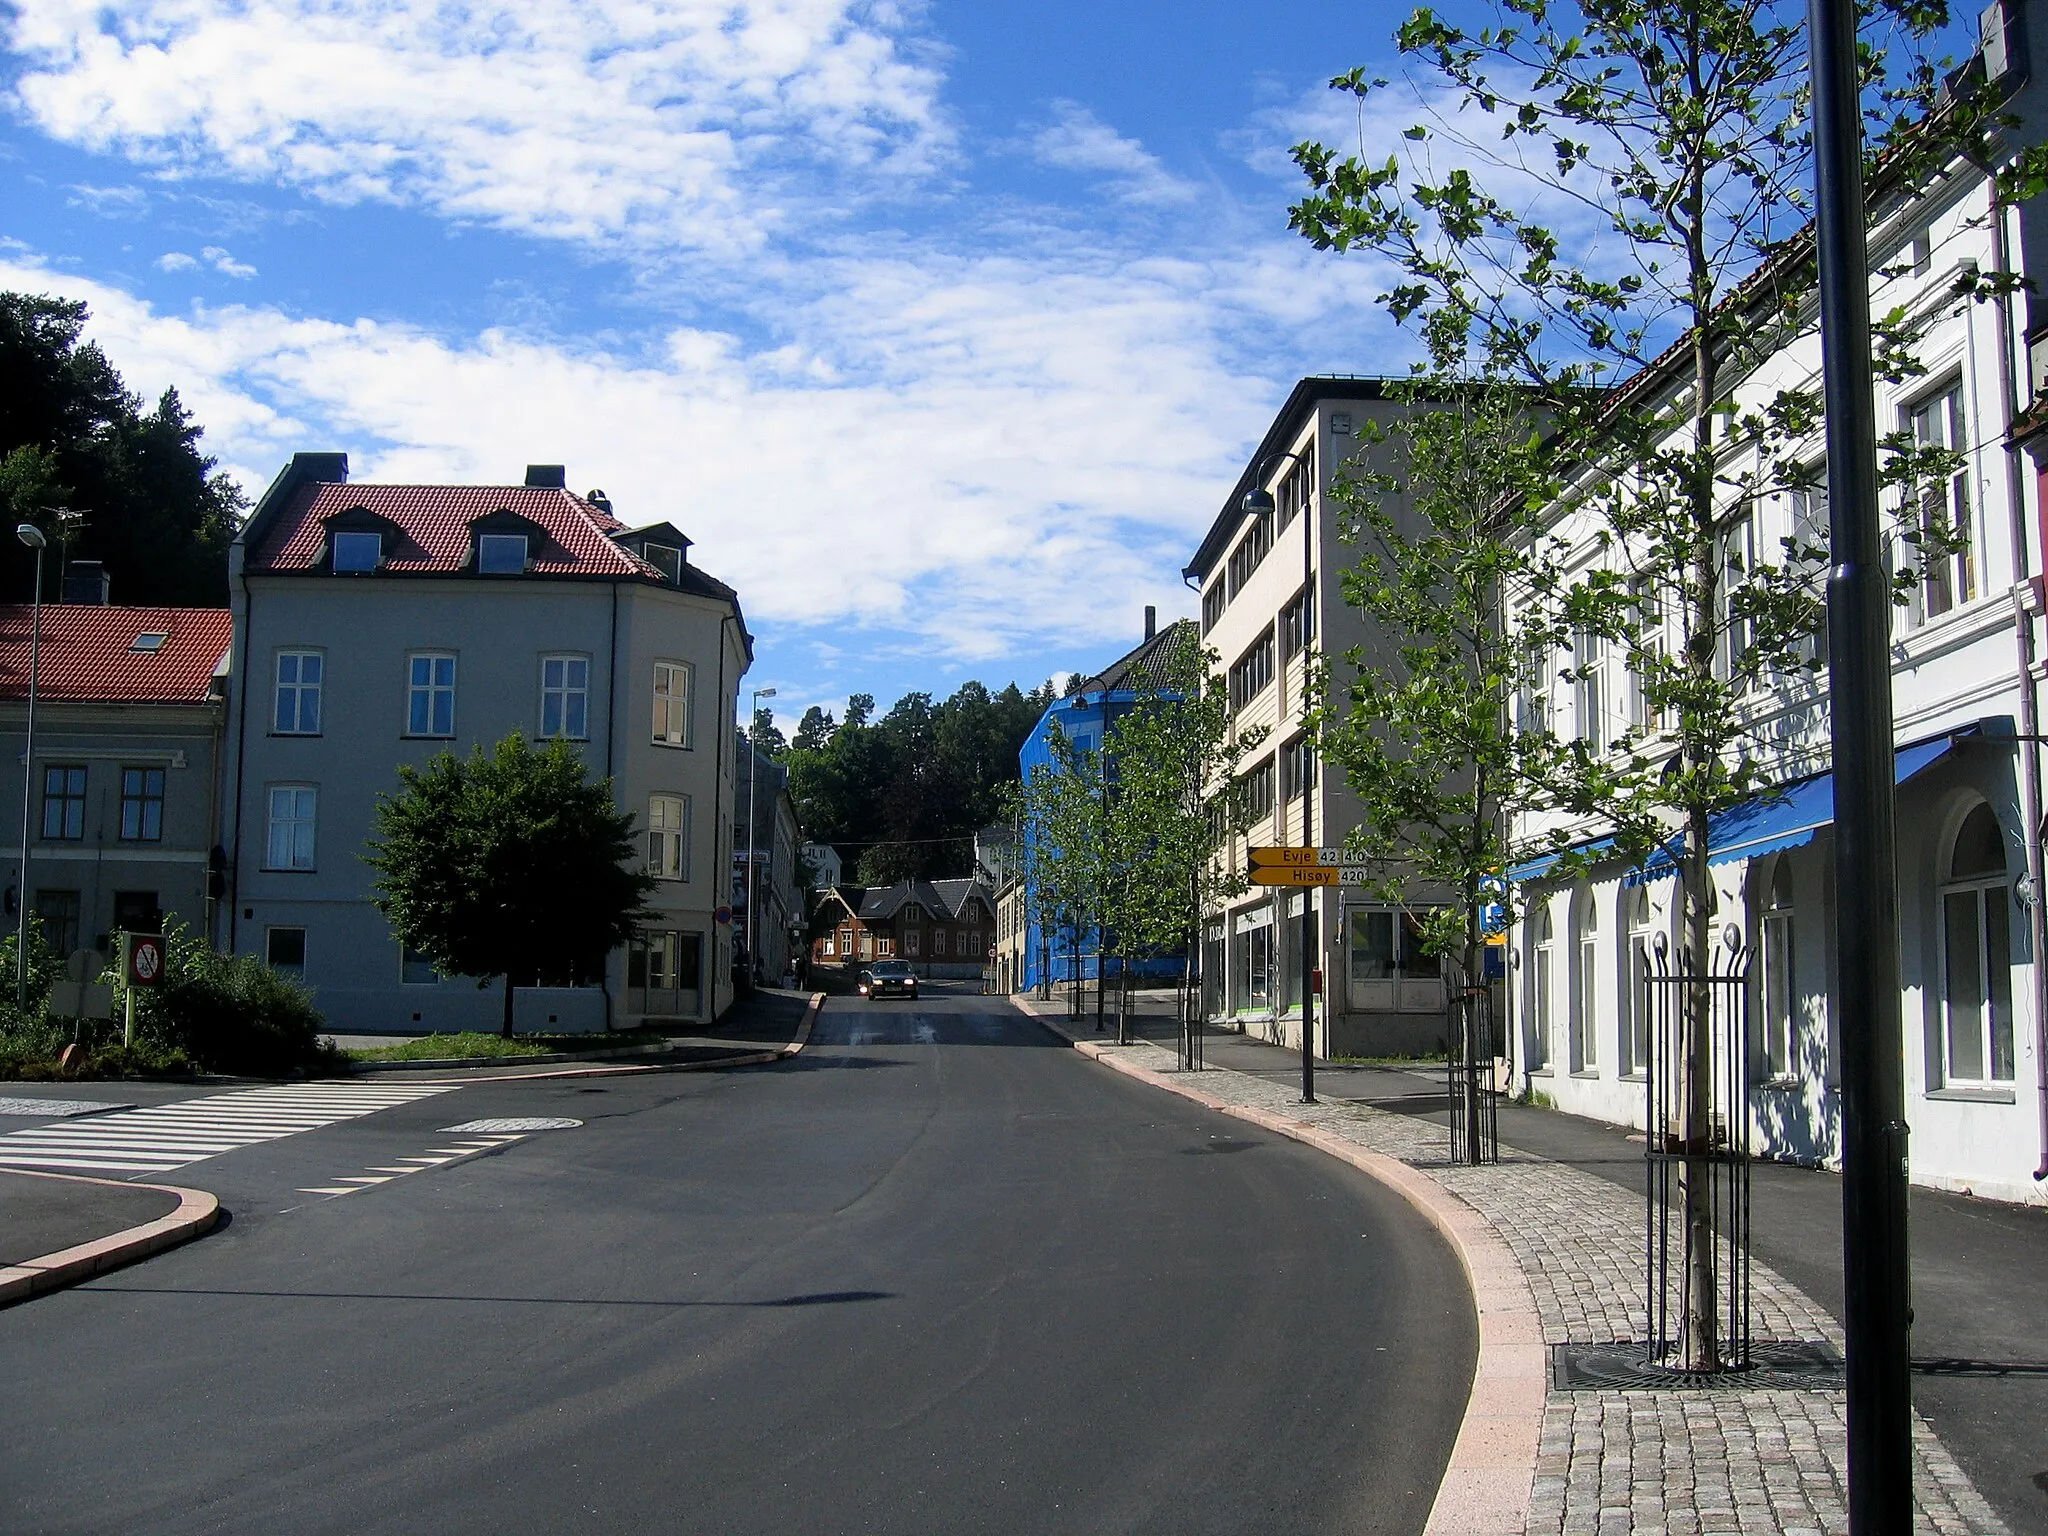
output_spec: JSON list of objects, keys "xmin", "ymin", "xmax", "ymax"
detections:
[
  {"xmin": 1250, "ymin": 845, "xmax": 1371, "ymax": 868},
  {"xmin": 1249, "ymin": 865, "xmax": 1338, "ymax": 886}
]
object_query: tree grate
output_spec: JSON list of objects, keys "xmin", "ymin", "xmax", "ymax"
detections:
[{"xmin": 1551, "ymin": 1340, "xmax": 1845, "ymax": 1393}]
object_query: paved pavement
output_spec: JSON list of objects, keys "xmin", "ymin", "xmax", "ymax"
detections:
[
  {"xmin": 0, "ymin": 1170, "xmax": 178, "ymax": 1268},
  {"xmin": 1, "ymin": 986, "xmax": 1475, "ymax": 1535},
  {"xmin": 1055, "ymin": 993, "xmax": 2042, "ymax": 1534}
]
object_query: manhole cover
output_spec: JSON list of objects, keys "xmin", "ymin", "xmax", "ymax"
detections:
[
  {"xmin": 438, "ymin": 1118, "xmax": 583, "ymax": 1132},
  {"xmin": 1552, "ymin": 1340, "xmax": 1845, "ymax": 1392}
]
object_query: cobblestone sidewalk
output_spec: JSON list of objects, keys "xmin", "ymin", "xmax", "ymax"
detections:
[{"xmin": 1017, "ymin": 1000, "xmax": 2007, "ymax": 1536}]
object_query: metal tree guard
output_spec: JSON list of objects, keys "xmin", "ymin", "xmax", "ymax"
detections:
[
  {"xmin": 1446, "ymin": 981, "xmax": 1500, "ymax": 1164},
  {"xmin": 1644, "ymin": 927, "xmax": 1754, "ymax": 1372}
]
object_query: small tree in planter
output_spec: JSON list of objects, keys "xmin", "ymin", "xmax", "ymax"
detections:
[{"xmin": 365, "ymin": 734, "xmax": 656, "ymax": 1038}]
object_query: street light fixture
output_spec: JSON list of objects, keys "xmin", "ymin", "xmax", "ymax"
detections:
[
  {"xmin": 1241, "ymin": 454, "xmax": 1317, "ymax": 1105},
  {"xmin": 14, "ymin": 522, "xmax": 47, "ymax": 1008},
  {"xmin": 746, "ymin": 686, "xmax": 776, "ymax": 986}
]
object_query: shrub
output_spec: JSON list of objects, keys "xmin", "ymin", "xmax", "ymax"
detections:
[{"xmin": 132, "ymin": 927, "xmax": 335, "ymax": 1076}]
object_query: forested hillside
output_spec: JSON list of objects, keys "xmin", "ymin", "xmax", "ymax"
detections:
[
  {"xmin": 0, "ymin": 293, "xmax": 246, "ymax": 606},
  {"xmin": 776, "ymin": 680, "xmax": 1055, "ymax": 885}
]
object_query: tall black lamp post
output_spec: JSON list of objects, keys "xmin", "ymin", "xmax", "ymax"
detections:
[
  {"xmin": 1240, "ymin": 454, "xmax": 1316, "ymax": 1105},
  {"xmin": 14, "ymin": 522, "xmax": 45, "ymax": 1008},
  {"xmin": 1807, "ymin": 0, "xmax": 1912, "ymax": 1525}
]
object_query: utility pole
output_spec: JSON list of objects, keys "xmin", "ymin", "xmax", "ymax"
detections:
[
  {"xmin": 746, "ymin": 686, "xmax": 776, "ymax": 986},
  {"xmin": 1807, "ymin": 0, "xmax": 1913, "ymax": 1525}
]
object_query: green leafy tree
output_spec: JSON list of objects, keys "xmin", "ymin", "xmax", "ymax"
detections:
[
  {"xmin": 1101, "ymin": 627, "xmax": 1266, "ymax": 1041},
  {"xmin": 0, "ymin": 293, "xmax": 245, "ymax": 604},
  {"xmin": 364, "ymin": 735, "xmax": 656, "ymax": 1038},
  {"xmin": 1290, "ymin": 0, "xmax": 2001, "ymax": 1368},
  {"xmin": 1012, "ymin": 723, "xmax": 1106, "ymax": 1015}
]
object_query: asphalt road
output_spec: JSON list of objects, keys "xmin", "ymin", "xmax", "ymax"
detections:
[{"xmin": 0, "ymin": 989, "xmax": 1475, "ymax": 1536}]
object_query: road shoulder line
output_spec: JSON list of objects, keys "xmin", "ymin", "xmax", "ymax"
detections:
[
  {"xmin": 0, "ymin": 1168, "xmax": 219, "ymax": 1308},
  {"xmin": 1022, "ymin": 1005, "xmax": 1540, "ymax": 1536}
]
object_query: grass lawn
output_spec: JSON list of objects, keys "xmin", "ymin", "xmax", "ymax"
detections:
[{"xmin": 345, "ymin": 1028, "xmax": 671, "ymax": 1063}]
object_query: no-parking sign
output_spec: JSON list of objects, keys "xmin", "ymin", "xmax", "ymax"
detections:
[{"xmin": 126, "ymin": 934, "xmax": 164, "ymax": 987}]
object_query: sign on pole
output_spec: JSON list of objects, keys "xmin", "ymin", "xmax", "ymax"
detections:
[
  {"xmin": 1249, "ymin": 845, "xmax": 1371, "ymax": 868},
  {"xmin": 1248, "ymin": 865, "xmax": 1372, "ymax": 888},
  {"xmin": 127, "ymin": 934, "xmax": 164, "ymax": 988}
]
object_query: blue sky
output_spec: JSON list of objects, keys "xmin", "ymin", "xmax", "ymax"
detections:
[{"xmin": 1, "ymin": 0, "xmax": 1437, "ymax": 729}]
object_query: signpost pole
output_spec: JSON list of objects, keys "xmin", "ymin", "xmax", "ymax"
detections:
[{"xmin": 119, "ymin": 931, "xmax": 133, "ymax": 1047}]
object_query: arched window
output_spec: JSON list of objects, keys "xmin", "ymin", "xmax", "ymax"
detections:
[
  {"xmin": 1941, "ymin": 804, "xmax": 2015, "ymax": 1082},
  {"xmin": 1759, "ymin": 858, "xmax": 1796, "ymax": 1081},
  {"xmin": 1528, "ymin": 902, "xmax": 1554, "ymax": 1071},
  {"xmin": 1572, "ymin": 892, "xmax": 1599, "ymax": 1072},
  {"xmin": 1625, "ymin": 885, "xmax": 1655, "ymax": 1076}
]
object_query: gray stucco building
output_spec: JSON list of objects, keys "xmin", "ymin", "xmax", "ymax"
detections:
[{"xmin": 224, "ymin": 454, "xmax": 750, "ymax": 1034}]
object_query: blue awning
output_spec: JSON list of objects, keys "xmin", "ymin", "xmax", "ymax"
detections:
[
  {"xmin": 1625, "ymin": 726, "xmax": 1985, "ymax": 885},
  {"xmin": 1507, "ymin": 836, "xmax": 1617, "ymax": 884}
]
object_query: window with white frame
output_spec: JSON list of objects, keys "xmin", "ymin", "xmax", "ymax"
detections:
[
  {"xmin": 1940, "ymin": 803, "xmax": 2015, "ymax": 1083},
  {"xmin": 540, "ymin": 655, "xmax": 590, "ymax": 739},
  {"xmin": 476, "ymin": 533, "xmax": 529, "ymax": 574},
  {"xmin": 266, "ymin": 785, "xmax": 317, "ymax": 870},
  {"xmin": 1716, "ymin": 508, "xmax": 1756, "ymax": 680},
  {"xmin": 1624, "ymin": 884, "xmax": 1656, "ymax": 1077},
  {"xmin": 1571, "ymin": 892, "xmax": 1599, "ymax": 1071},
  {"xmin": 407, "ymin": 653, "xmax": 456, "ymax": 737},
  {"xmin": 330, "ymin": 531, "xmax": 382, "ymax": 572},
  {"xmin": 274, "ymin": 651, "xmax": 323, "ymax": 735},
  {"xmin": 653, "ymin": 662, "xmax": 692, "ymax": 747},
  {"xmin": 1789, "ymin": 471, "xmax": 1830, "ymax": 668},
  {"xmin": 1628, "ymin": 579, "xmax": 1666, "ymax": 732},
  {"xmin": 932, "ymin": 929, "xmax": 948, "ymax": 956},
  {"xmin": 1907, "ymin": 383, "xmax": 1974, "ymax": 624},
  {"xmin": 1758, "ymin": 858, "xmax": 1797, "ymax": 1081},
  {"xmin": 648, "ymin": 794, "xmax": 690, "ymax": 880},
  {"xmin": 1527, "ymin": 901, "xmax": 1554, "ymax": 1071},
  {"xmin": 1573, "ymin": 630, "xmax": 1604, "ymax": 748},
  {"xmin": 1521, "ymin": 650, "xmax": 1551, "ymax": 735}
]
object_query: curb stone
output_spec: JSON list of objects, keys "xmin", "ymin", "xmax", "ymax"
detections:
[
  {"xmin": 0, "ymin": 1168, "xmax": 219, "ymax": 1307},
  {"xmin": 1022, "ymin": 1003, "xmax": 1541, "ymax": 1536}
]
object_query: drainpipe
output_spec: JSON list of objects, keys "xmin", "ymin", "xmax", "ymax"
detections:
[
  {"xmin": 1978, "ymin": 176, "xmax": 2048, "ymax": 1180},
  {"xmin": 227, "ymin": 552, "xmax": 253, "ymax": 954}
]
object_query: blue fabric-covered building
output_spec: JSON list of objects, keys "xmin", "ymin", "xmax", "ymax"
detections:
[{"xmin": 1018, "ymin": 611, "xmax": 1195, "ymax": 993}]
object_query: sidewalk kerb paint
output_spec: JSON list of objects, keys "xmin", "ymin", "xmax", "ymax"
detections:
[{"xmin": 0, "ymin": 1168, "xmax": 219, "ymax": 1307}]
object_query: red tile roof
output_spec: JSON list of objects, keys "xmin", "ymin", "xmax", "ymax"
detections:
[
  {"xmin": 0, "ymin": 606, "xmax": 231, "ymax": 704},
  {"xmin": 246, "ymin": 483, "xmax": 663, "ymax": 578}
]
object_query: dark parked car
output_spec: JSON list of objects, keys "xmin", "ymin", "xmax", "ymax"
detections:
[{"xmin": 860, "ymin": 960, "xmax": 918, "ymax": 1000}]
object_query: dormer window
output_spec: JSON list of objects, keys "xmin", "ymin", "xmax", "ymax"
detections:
[
  {"xmin": 644, "ymin": 542, "xmax": 681, "ymax": 583},
  {"xmin": 331, "ymin": 531, "xmax": 382, "ymax": 572},
  {"xmin": 477, "ymin": 534, "xmax": 529, "ymax": 574}
]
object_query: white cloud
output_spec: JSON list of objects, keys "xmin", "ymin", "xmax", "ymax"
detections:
[
  {"xmin": 200, "ymin": 245, "xmax": 256, "ymax": 278},
  {"xmin": 155, "ymin": 250, "xmax": 198, "ymax": 272},
  {"xmin": 1029, "ymin": 101, "xmax": 1194, "ymax": 207},
  {"xmin": 5, "ymin": 0, "xmax": 952, "ymax": 254}
]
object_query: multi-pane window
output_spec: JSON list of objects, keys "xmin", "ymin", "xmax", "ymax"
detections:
[
  {"xmin": 1276, "ymin": 444, "xmax": 1317, "ymax": 531},
  {"xmin": 1717, "ymin": 510, "xmax": 1756, "ymax": 678},
  {"xmin": 1624, "ymin": 885, "xmax": 1656, "ymax": 1077},
  {"xmin": 1281, "ymin": 734, "xmax": 1317, "ymax": 800},
  {"xmin": 1758, "ymin": 859, "xmax": 1796, "ymax": 1081},
  {"xmin": 1281, "ymin": 580, "xmax": 1317, "ymax": 660},
  {"xmin": 540, "ymin": 655, "xmax": 590, "ymax": 739},
  {"xmin": 648, "ymin": 794, "xmax": 690, "ymax": 880},
  {"xmin": 1527, "ymin": 902, "xmax": 1554, "ymax": 1071},
  {"xmin": 1628, "ymin": 579, "xmax": 1666, "ymax": 732},
  {"xmin": 932, "ymin": 929, "xmax": 948, "ymax": 956},
  {"xmin": 653, "ymin": 663, "xmax": 692, "ymax": 747},
  {"xmin": 1572, "ymin": 894, "xmax": 1599, "ymax": 1071},
  {"xmin": 274, "ymin": 651, "xmax": 323, "ymax": 735},
  {"xmin": 1789, "ymin": 472, "xmax": 1830, "ymax": 668},
  {"xmin": 1227, "ymin": 508, "xmax": 1274, "ymax": 597},
  {"xmin": 401, "ymin": 945, "xmax": 439, "ymax": 985},
  {"xmin": 40, "ymin": 766, "xmax": 86, "ymax": 841},
  {"xmin": 1201, "ymin": 580, "xmax": 1226, "ymax": 633},
  {"xmin": 1237, "ymin": 757, "xmax": 1277, "ymax": 824},
  {"xmin": 1521, "ymin": 651, "xmax": 1551, "ymax": 735},
  {"xmin": 1908, "ymin": 383, "xmax": 1974, "ymax": 623},
  {"xmin": 35, "ymin": 889, "xmax": 80, "ymax": 958},
  {"xmin": 1229, "ymin": 626, "xmax": 1276, "ymax": 710},
  {"xmin": 476, "ymin": 533, "xmax": 529, "ymax": 574},
  {"xmin": 1940, "ymin": 804, "xmax": 2015, "ymax": 1083},
  {"xmin": 1346, "ymin": 909, "xmax": 1445, "ymax": 983},
  {"xmin": 643, "ymin": 543, "xmax": 682, "ymax": 583},
  {"xmin": 266, "ymin": 785, "xmax": 317, "ymax": 870},
  {"xmin": 1573, "ymin": 630, "xmax": 1604, "ymax": 748},
  {"xmin": 120, "ymin": 767, "xmax": 165, "ymax": 842},
  {"xmin": 407, "ymin": 653, "xmax": 456, "ymax": 737}
]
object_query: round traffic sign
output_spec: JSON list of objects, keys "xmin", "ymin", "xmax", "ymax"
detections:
[{"xmin": 714, "ymin": 906, "xmax": 733, "ymax": 925}]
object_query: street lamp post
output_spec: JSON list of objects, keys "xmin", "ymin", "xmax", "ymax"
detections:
[
  {"xmin": 14, "ymin": 523, "xmax": 46, "ymax": 1008},
  {"xmin": 1241, "ymin": 454, "xmax": 1316, "ymax": 1105},
  {"xmin": 746, "ymin": 686, "xmax": 776, "ymax": 987}
]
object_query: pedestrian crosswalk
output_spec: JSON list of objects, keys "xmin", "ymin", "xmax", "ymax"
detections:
[{"xmin": 0, "ymin": 1082, "xmax": 458, "ymax": 1177}]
